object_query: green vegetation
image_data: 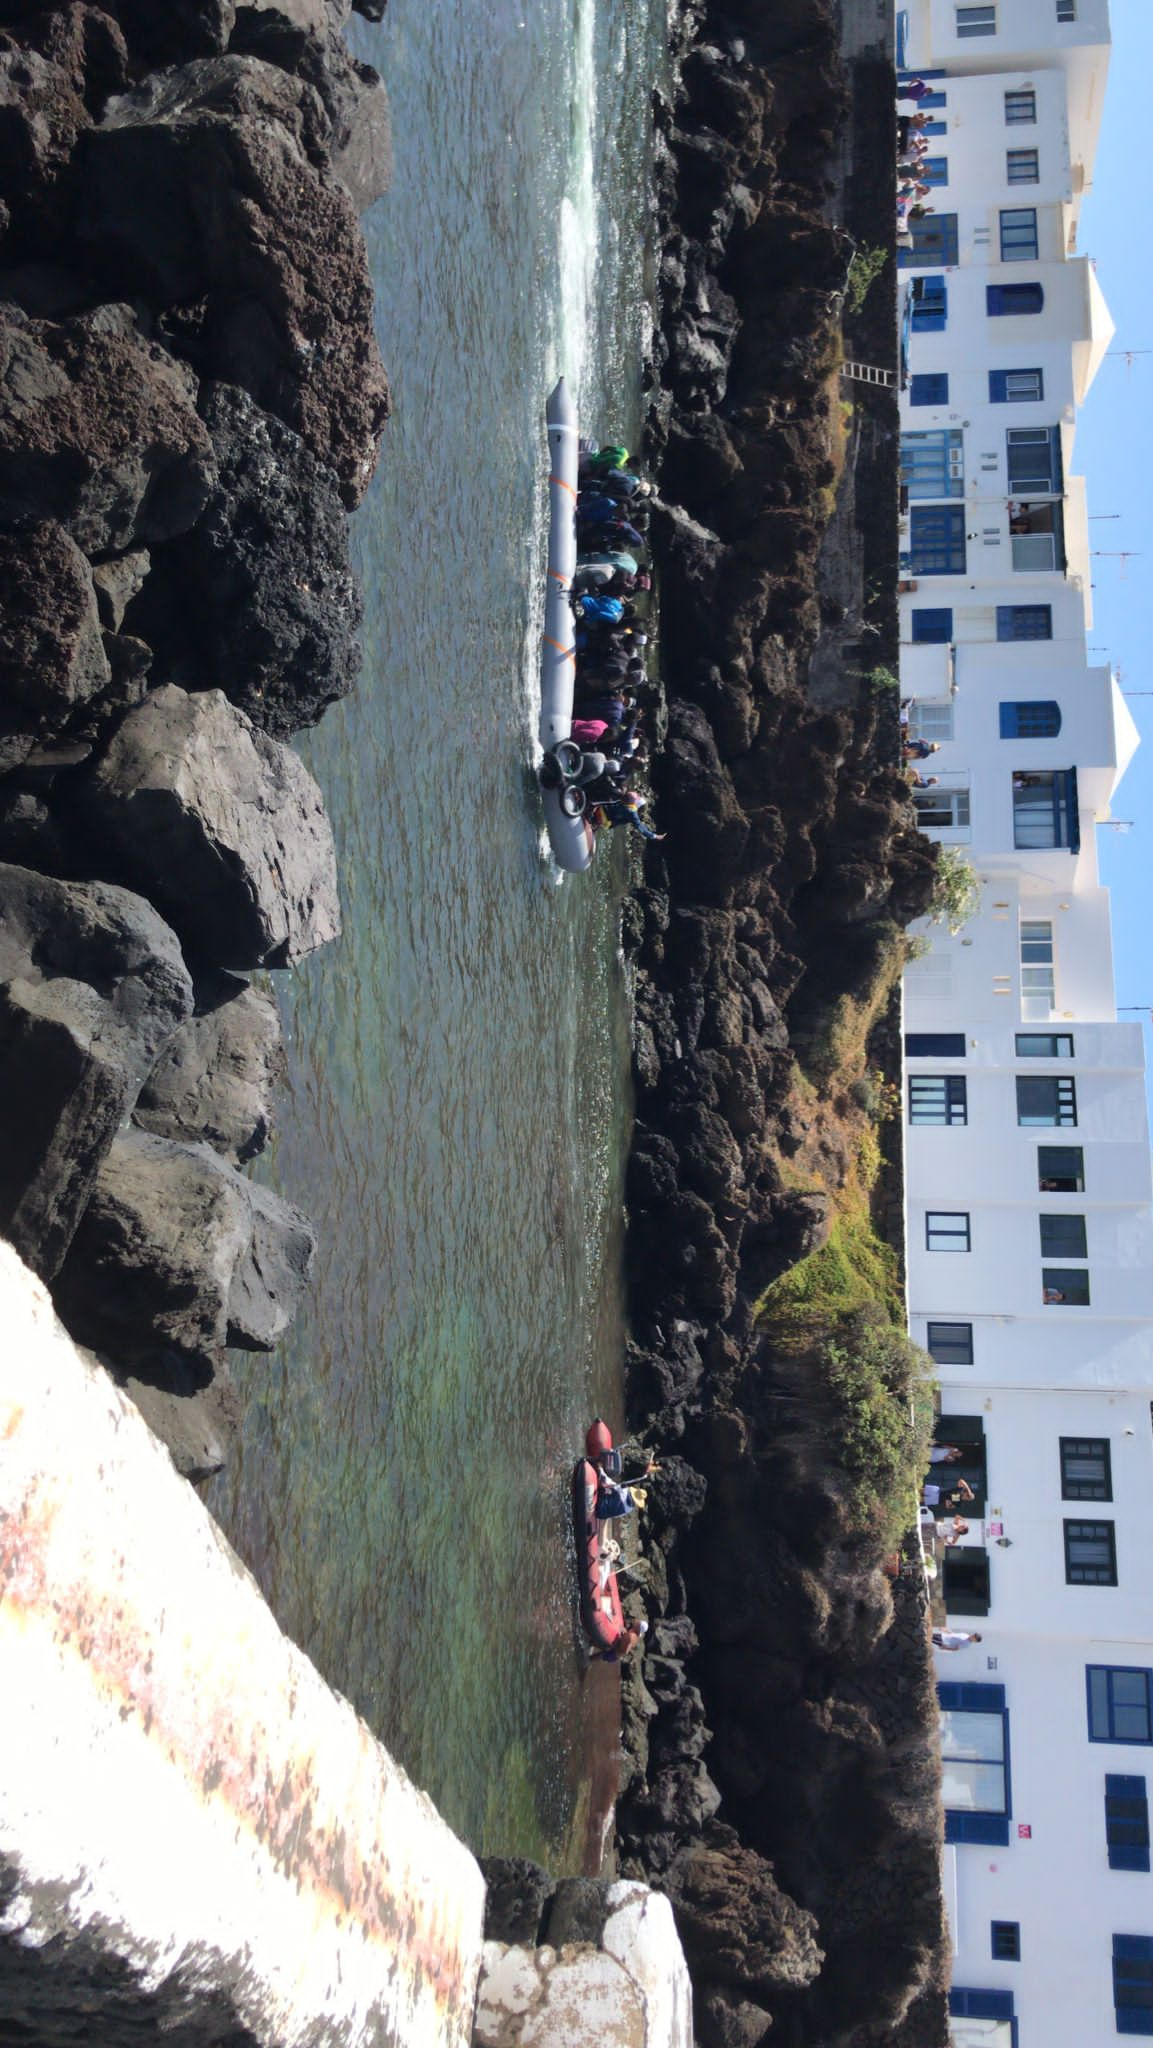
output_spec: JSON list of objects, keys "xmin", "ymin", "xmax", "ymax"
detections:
[
  {"xmin": 817, "ymin": 1310, "xmax": 936, "ymax": 1548},
  {"xmin": 926, "ymin": 845, "xmax": 979, "ymax": 934},
  {"xmin": 866, "ymin": 663, "xmax": 900, "ymax": 694},
  {"xmin": 845, "ymin": 244, "xmax": 889, "ymax": 315},
  {"xmin": 796, "ymin": 921, "xmax": 908, "ymax": 1092}
]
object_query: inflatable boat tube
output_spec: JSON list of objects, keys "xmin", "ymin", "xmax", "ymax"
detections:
[
  {"xmin": 540, "ymin": 378, "xmax": 595, "ymax": 873},
  {"xmin": 573, "ymin": 1457, "xmax": 624, "ymax": 1651}
]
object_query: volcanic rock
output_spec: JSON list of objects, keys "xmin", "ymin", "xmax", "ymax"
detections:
[
  {"xmin": 0, "ymin": 521, "xmax": 110, "ymax": 764},
  {"xmin": 130, "ymin": 382, "xmax": 362, "ymax": 736},
  {"xmin": 0, "ymin": 302, "xmax": 216, "ymax": 555},
  {"xmin": 231, "ymin": 4, "xmax": 392, "ymax": 211},
  {"xmin": 79, "ymin": 683, "xmax": 341, "ymax": 970},
  {"xmin": 77, "ymin": 53, "xmax": 390, "ymax": 502},
  {"xmin": 133, "ymin": 972, "xmax": 284, "ymax": 1163},
  {"xmin": 54, "ymin": 1126, "xmax": 316, "ymax": 1363},
  {"xmin": 0, "ymin": 863, "xmax": 193, "ymax": 1278}
]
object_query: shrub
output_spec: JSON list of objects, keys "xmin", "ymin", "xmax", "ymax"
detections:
[
  {"xmin": 815, "ymin": 1309, "xmax": 936, "ymax": 1547},
  {"xmin": 926, "ymin": 846, "xmax": 979, "ymax": 934},
  {"xmin": 845, "ymin": 245, "xmax": 888, "ymax": 315}
]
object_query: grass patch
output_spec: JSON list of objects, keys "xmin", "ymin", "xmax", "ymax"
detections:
[
  {"xmin": 797, "ymin": 922, "xmax": 908, "ymax": 1094},
  {"xmin": 817, "ymin": 1309, "xmax": 936, "ymax": 1548},
  {"xmin": 759, "ymin": 1168, "xmax": 903, "ymax": 1333}
]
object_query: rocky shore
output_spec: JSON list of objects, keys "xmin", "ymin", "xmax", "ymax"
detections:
[
  {"xmin": 0, "ymin": 0, "xmax": 390, "ymax": 1478},
  {"xmin": 611, "ymin": 3, "xmax": 952, "ymax": 2044}
]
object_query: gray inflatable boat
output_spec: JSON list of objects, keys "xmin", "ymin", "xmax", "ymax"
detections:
[{"xmin": 539, "ymin": 378, "xmax": 596, "ymax": 872}]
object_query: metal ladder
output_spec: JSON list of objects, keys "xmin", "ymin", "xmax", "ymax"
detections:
[{"xmin": 840, "ymin": 360, "xmax": 896, "ymax": 388}]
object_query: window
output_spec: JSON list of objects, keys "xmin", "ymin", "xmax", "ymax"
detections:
[
  {"xmin": 937, "ymin": 1415, "xmax": 988, "ymax": 1519},
  {"xmin": 1005, "ymin": 89, "xmax": 1036, "ymax": 124},
  {"xmin": 910, "ymin": 373, "xmax": 949, "ymax": 406},
  {"xmin": 1000, "ymin": 207, "xmax": 1039, "ymax": 260},
  {"xmin": 909, "ymin": 505, "xmax": 966, "ymax": 575},
  {"xmin": 940, "ymin": 1683, "xmax": 1010, "ymax": 1844},
  {"xmin": 1040, "ymin": 1212, "xmax": 1087, "ymax": 1258},
  {"xmin": 1006, "ymin": 425, "xmax": 1061, "ymax": 493},
  {"xmin": 1000, "ymin": 700, "xmax": 1061, "ymax": 738},
  {"xmin": 900, "ymin": 215, "xmax": 959, "ymax": 268},
  {"xmin": 921, "ymin": 157, "xmax": 949, "ymax": 186},
  {"xmin": 1114, "ymin": 1937, "xmax": 1153, "ymax": 2037},
  {"xmin": 910, "ymin": 700, "xmax": 955, "ymax": 743},
  {"xmin": 901, "ymin": 429, "xmax": 964, "ymax": 499},
  {"xmin": 927, "ymin": 1210, "xmax": 971, "ymax": 1251},
  {"xmin": 1090, "ymin": 1668, "xmax": 1153, "ymax": 1745},
  {"xmin": 915, "ymin": 785, "xmax": 971, "ymax": 830},
  {"xmin": 1060, "ymin": 1437, "xmax": 1111, "ymax": 1501},
  {"xmin": 1106, "ymin": 1778, "xmax": 1151, "ymax": 1873},
  {"xmin": 991, "ymin": 1922, "xmax": 1021, "ymax": 1962},
  {"xmin": 989, "ymin": 368, "xmax": 1043, "ymax": 402},
  {"xmin": 1007, "ymin": 147, "xmax": 1039, "ymax": 184},
  {"xmin": 911, "ymin": 607, "xmax": 953, "ymax": 643},
  {"xmin": 1012, "ymin": 768, "xmax": 1079, "ymax": 850},
  {"xmin": 1020, "ymin": 918, "xmax": 1055, "ymax": 1019},
  {"xmin": 910, "ymin": 1075, "xmax": 968, "ymax": 1124},
  {"xmin": 907, "ymin": 1032, "xmax": 966, "ymax": 1056},
  {"xmin": 957, "ymin": 3, "xmax": 997, "ymax": 33},
  {"xmin": 927, "ymin": 1321, "xmax": 974, "ymax": 1365},
  {"xmin": 1017, "ymin": 1075, "xmax": 1076, "ymax": 1125},
  {"xmin": 1056, "ymin": 0, "xmax": 1076, "ymax": 17},
  {"xmin": 1018, "ymin": 1031, "xmax": 1073, "ymax": 1056},
  {"xmin": 1043, "ymin": 1266, "xmax": 1090, "ymax": 1306},
  {"xmin": 910, "ymin": 276, "xmax": 948, "ymax": 330},
  {"xmin": 1065, "ymin": 1519, "xmax": 1115, "ymax": 1583},
  {"xmin": 987, "ymin": 282, "xmax": 1044, "ymax": 316},
  {"xmin": 998, "ymin": 603, "xmax": 1052, "ymax": 640},
  {"xmin": 950, "ymin": 1989, "xmax": 1015, "ymax": 2048},
  {"xmin": 1038, "ymin": 1144, "xmax": 1084, "ymax": 1192}
]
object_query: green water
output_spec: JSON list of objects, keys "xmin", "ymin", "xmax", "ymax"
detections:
[{"xmin": 207, "ymin": 0, "xmax": 666, "ymax": 1866}]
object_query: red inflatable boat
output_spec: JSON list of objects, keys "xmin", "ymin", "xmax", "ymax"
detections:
[{"xmin": 573, "ymin": 1418, "xmax": 625, "ymax": 1652}]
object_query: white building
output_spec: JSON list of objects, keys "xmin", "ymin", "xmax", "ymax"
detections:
[{"xmin": 895, "ymin": 7, "xmax": 1153, "ymax": 2046}]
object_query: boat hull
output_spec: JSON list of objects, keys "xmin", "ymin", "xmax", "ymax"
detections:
[{"xmin": 540, "ymin": 378, "xmax": 595, "ymax": 873}]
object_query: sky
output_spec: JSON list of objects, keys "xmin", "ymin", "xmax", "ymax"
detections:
[{"xmin": 1074, "ymin": 2, "xmax": 1153, "ymax": 1066}]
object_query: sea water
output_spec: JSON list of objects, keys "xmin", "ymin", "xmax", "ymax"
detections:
[{"xmin": 208, "ymin": 0, "xmax": 667, "ymax": 1868}]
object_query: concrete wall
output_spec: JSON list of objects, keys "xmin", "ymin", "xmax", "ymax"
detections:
[{"xmin": 0, "ymin": 1239, "xmax": 487, "ymax": 2047}]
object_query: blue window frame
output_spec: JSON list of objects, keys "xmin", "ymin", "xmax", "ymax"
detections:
[
  {"xmin": 997, "ymin": 604, "xmax": 1051, "ymax": 640},
  {"xmin": 910, "ymin": 373, "xmax": 949, "ymax": 406},
  {"xmin": 922, "ymin": 156, "xmax": 949, "ymax": 186},
  {"xmin": 991, "ymin": 1921, "xmax": 1021, "ymax": 1961},
  {"xmin": 1088, "ymin": 1668, "xmax": 1153, "ymax": 1745},
  {"xmin": 1000, "ymin": 207, "xmax": 1039, "ymax": 260},
  {"xmin": 911, "ymin": 276, "xmax": 948, "ymax": 331},
  {"xmin": 940, "ymin": 1683, "xmax": 1011, "ymax": 1845},
  {"xmin": 1000, "ymin": 701, "xmax": 1061, "ymax": 738},
  {"xmin": 899, "ymin": 214, "xmax": 959, "ymax": 269},
  {"xmin": 987, "ymin": 282, "xmax": 1044, "ymax": 316},
  {"xmin": 1114, "ymin": 1935, "xmax": 1153, "ymax": 2035},
  {"xmin": 1011, "ymin": 767, "xmax": 1079, "ymax": 850},
  {"xmin": 911, "ymin": 607, "xmax": 954, "ymax": 643},
  {"xmin": 909, "ymin": 505, "xmax": 966, "ymax": 576},
  {"xmin": 1107, "ymin": 1777, "xmax": 1151, "ymax": 1873},
  {"xmin": 902, "ymin": 429, "xmax": 964, "ymax": 499},
  {"xmin": 921, "ymin": 119, "xmax": 948, "ymax": 135},
  {"xmin": 990, "ymin": 368, "xmax": 1043, "ymax": 402}
]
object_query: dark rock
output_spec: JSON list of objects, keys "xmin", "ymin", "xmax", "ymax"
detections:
[
  {"xmin": 78, "ymin": 54, "xmax": 390, "ymax": 503},
  {"xmin": 88, "ymin": 1342, "xmax": 241, "ymax": 1483},
  {"xmin": 91, "ymin": 548, "xmax": 150, "ymax": 632},
  {"xmin": 695, "ymin": 1986, "xmax": 775, "ymax": 2048},
  {"xmin": 664, "ymin": 1827, "xmax": 822, "ymax": 1994},
  {"xmin": 0, "ymin": 863, "xmax": 193, "ymax": 1277},
  {"xmin": 230, "ymin": 5, "xmax": 392, "ymax": 212},
  {"xmin": 133, "ymin": 972, "xmax": 283, "ymax": 1163},
  {"xmin": 0, "ymin": 35, "xmax": 89, "ymax": 256},
  {"xmin": 109, "ymin": 0, "xmax": 238, "ymax": 67},
  {"xmin": 0, "ymin": 521, "xmax": 109, "ymax": 752},
  {"xmin": 130, "ymin": 382, "xmax": 362, "ymax": 737},
  {"xmin": 543, "ymin": 1878, "xmax": 611, "ymax": 1951},
  {"xmin": 79, "ymin": 683, "xmax": 341, "ymax": 970},
  {"xmin": 478, "ymin": 1857, "xmax": 554, "ymax": 1948},
  {"xmin": 54, "ymin": 1127, "xmax": 316, "ymax": 1363},
  {"xmin": 0, "ymin": 303, "xmax": 216, "ymax": 555}
]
